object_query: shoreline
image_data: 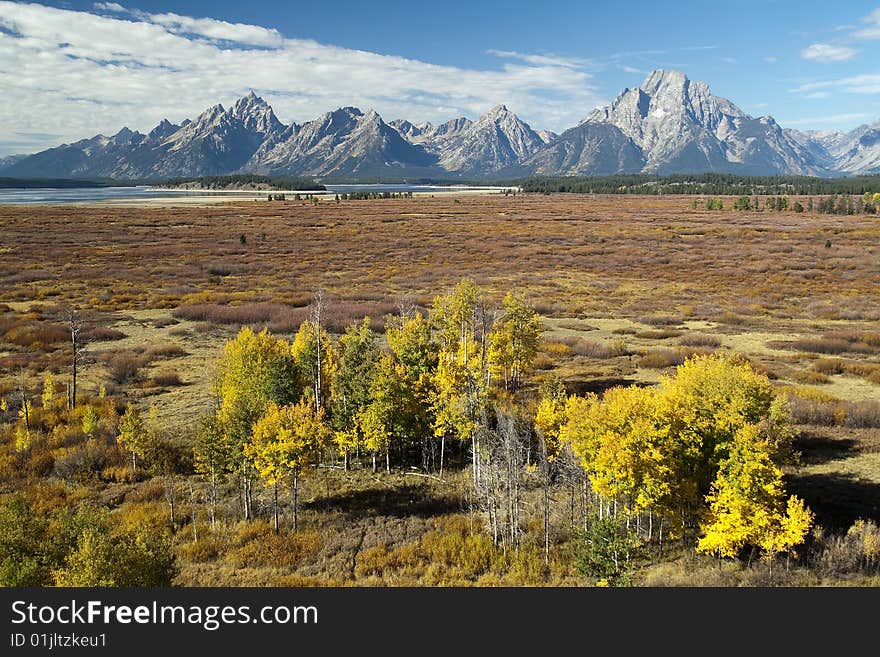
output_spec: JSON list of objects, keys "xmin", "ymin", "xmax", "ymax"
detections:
[{"xmin": 0, "ymin": 185, "xmax": 519, "ymax": 208}]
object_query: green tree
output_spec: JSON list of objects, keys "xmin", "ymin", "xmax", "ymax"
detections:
[
  {"xmin": 214, "ymin": 327, "xmax": 301, "ymax": 520},
  {"xmin": 0, "ymin": 495, "xmax": 50, "ymax": 586},
  {"xmin": 117, "ymin": 404, "xmax": 148, "ymax": 473},
  {"xmin": 386, "ymin": 311, "xmax": 439, "ymax": 471},
  {"xmin": 193, "ymin": 414, "xmax": 231, "ymax": 531},
  {"xmin": 330, "ymin": 318, "xmax": 380, "ymax": 468}
]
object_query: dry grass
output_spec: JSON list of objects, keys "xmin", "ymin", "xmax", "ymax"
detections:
[{"xmin": 2, "ymin": 194, "xmax": 880, "ymax": 587}]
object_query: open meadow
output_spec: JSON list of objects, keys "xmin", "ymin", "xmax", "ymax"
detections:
[{"xmin": 1, "ymin": 192, "xmax": 879, "ymax": 586}]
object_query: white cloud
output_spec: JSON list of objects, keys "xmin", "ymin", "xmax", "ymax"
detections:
[
  {"xmin": 620, "ymin": 65, "xmax": 643, "ymax": 74},
  {"xmin": 781, "ymin": 112, "xmax": 871, "ymax": 127},
  {"xmin": 0, "ymin": 2, "xmax": 606, "ymax": 155},
  {"xmin": 143, "ymin": 12, "xmax": 283, "ymax": 48},
  {"xmin": 92, "ymin": 2, "xmax": 125, "ymax": 12},
  {"xmin": 486, "ymin": 49, "xmax": 591, "ymax": 69},
  {"xmin": 764, "ymin": 56, "xmax": 778, "ymax": 63},
  {"xmin": 801, "ymin": 43, "xmax": 859, "ymax": 62},
  {"xmin": 722, "ymin": 56, "xmax": 737, "ymax": 64},
  {"xmin": 792, "ymin": 74, "xmax": 880, "ymax": 95},
  {"xmin": 854, "ymin": 8, "xmax": 880, "ymax": 39}
]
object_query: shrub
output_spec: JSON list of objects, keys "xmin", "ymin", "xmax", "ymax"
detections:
[
  {"xmin": 559, "ymin": 337, "xmax": 627, "ymax": 359},
  {"xmin": 227, "ymin": 522, "xmax": 321, "ymax": 568},
  {"xmin": 636, "ymin": 329, "xmax": 682, "ymax": 339},
  {"xmin": 813, "ymin": 358, "xmax": 845, "ymax": 375},
  {"xmin": 842, "ymin": 401, "xmax": 880, "ymax": 429},
  {"xmin": 84, "ymin": 327, "xmax": 126, "ymax": 341},
  {"xmin": 146, "ymin": 344, "xmax": 187, "ymax": 359},
  {"xmin": 639, "ymin": 315, "xmax": 682, "ymax": 327},
  {"xmin": 178, "ymin": 535, "xmax": 223, "ymax": 562},
  {"xmin": 639, "ymin": 348, "xmax": 687, "ymax": 369},
  {"xmin": 679, "ymin": 333, "xmax": 722, "ymax": 347},
  {"xmin": 150, "ymin": 371, "xmax": 183, "ymax": 387},
  {"xmin": 572, "ymin": 515, "xmax": 641, "ymax": 585},
  {"xmin": 789, "ymin": 338, "xmax": 862, "ymax": 355},
  {"xmin": 813, "ymin": 520, "xmax": 880, "ymax": 575},
  {"xmin": 107, "ymin": 353, "xmax": 143, "ymax": 384},
  {"xmin": 541, "ymin": 341, "xmax": 573, "ymax": 357},
  {"xmin": 792, "ymin": 370, "xmax": 830, "ymax": 385}
]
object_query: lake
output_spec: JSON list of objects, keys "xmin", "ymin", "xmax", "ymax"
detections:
[{"xmin": 0, "ymin": 184, "xmax": 511, "ymax": 204}]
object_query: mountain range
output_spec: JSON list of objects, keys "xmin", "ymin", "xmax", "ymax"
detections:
[{"xmin": 3, "ymin": 69, "xmax": 879, "ymax": 180}]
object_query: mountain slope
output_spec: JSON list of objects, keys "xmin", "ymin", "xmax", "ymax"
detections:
[
  {"xmin": 252, "ymin": 107, "xmax": 439, "ymax": 177},
  {"xmin": 433, "ymin": 105, "xmax": 545, "ymax": 174},
  {"xmin": 519, "ymin": 122, "xmax": 645, "ymax": 176},
  {"xmin": 1, "ymin": 74, "xmax": 878, "ymax": 179},
  {"xmin": 567, "ymin": 69, "xmax": 831, "ymax": 176}
]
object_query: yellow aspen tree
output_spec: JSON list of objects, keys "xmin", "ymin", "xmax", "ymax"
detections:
[
  {"xmin": 81, "ymin": 405, "xmax": 99, "ymax": 439},
  {"xmin": 247, "ymin": 400, "xmax": 330, "ymax": 532},
  {"xmin": 42, "ymin": 373, "xmax": 56, "ymax": 410},
  {"xmin": 291, "ymin": 320, "xmax": 337, "ymax": 414},
  {"xmin": 697, "ymin": 424, "xmax": 813, "ymax": 567},
  {"xmin": 117, "ymin": 404, "xmax": 147, "ymax": 473},
  {"xmin": 14, "ymin": 423, "xmax": 30, "ymax": 453},
  {"xmin": 430, "ymin": 279, "xmax": 491, "ymax": 484},
  {"xmin": 488, "ymin": 292, "xmax": 542, "ymax": 391},
  {"xmin": 561, "ymin": 386, "xmax": 668, "ymax": 520},
  {"xmin": 654, "ymin": 353, "xmax": 788, "ymax": 545},
  {"xmin": 357, "ymin": 405, "xmax": 390, "ymax": 474},
  {"xmin": 534, "ymin": 376, "xmax": 568, "ymax": 461},
  {"xmin": 534, "ymin": 375, "xmax": 567, "ymax": 563}
]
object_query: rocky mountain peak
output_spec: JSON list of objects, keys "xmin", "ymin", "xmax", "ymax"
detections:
[
  {"xmin": 230, "ymin": 92, "xmax": 283, "ymax": 135},
  {"xmin": 148, "ymin": 119, "xmax": 178, "ymax": 142}
]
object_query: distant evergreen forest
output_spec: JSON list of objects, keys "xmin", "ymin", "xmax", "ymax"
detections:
[
  {"xmin": 510, "ymin": 173, "xmax": 880, "ymax": 195},
  {"xmin": 157, "ymin": 174, "xmax": 325, "ymax": 191}
]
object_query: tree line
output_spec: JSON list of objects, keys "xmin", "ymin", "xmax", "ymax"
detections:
[
  {"xmin": 699, "ymin": 192, "xmax": 880, "ymax": 214},
  {"xmin": 511, "ymin": 173, "xmax": 880, "ymax": 196},
  {"xmin": 157, "ymin": 174, "xmax": 325, "ymax": 191}
]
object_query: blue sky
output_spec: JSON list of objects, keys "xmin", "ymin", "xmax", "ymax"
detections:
[{"xmin": 1, "ymin": 0, "xmax": 880, "ymax": 156}]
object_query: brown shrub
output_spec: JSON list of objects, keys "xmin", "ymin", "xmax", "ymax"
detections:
[
  {"xmin": 227, "ymin": 523, "xmax": 322, "ymax": 568},
  {"xmin": 84, "ymin": 327, "xmax": 126, "ymax": 341},
  {"xmin": 636, "ymin": 329, "xmax": 682, "ymax": 339},
  {"xmin": 639, "ymin": 348, "xmax": 687, "ymax": 369},
  {"xmin": 107, "ymin": 352, "xmax": 144, "ymax": 384},
  {"xmin": 679, "ymin": 333, "xmax": 722, "ymax": 347},
  {"xmin": 813, "ymin": 358, "xmax": 845, "ymax": 375},
  {"xmin": 842, "ymin": 401, "xmax": 880, "ymax": 429},
  {"xmin": 639, "ymin": 315, "xmax": 682, "ymax": 327},
  {"xmin": 146, "ymin": 344, "xmax": 187, "ymax": 359},
  {"xmin": 558, "ymin": 336, "xmax": 627, "ymax": 358},
  {"xmin": 715, "ymin": 311, "xmax": 747, "ymax": 326},
  {"xmin": 3, "ymin": 322, "xmax": 68, "ymax": 347},
  {"xmin": 789, "ymin": 337, "xmax": 868, "ymax": 355},
  {"xmin": 150, "ymin": 370, "xmax": 184, "ymax": 387},
  {"xmin": 786, "ymin": 396, "xmax": 840, "ymax": 426},
  {"xmin": 792, "ymin": 370, "xmax": 830, "ymax": 385}
]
